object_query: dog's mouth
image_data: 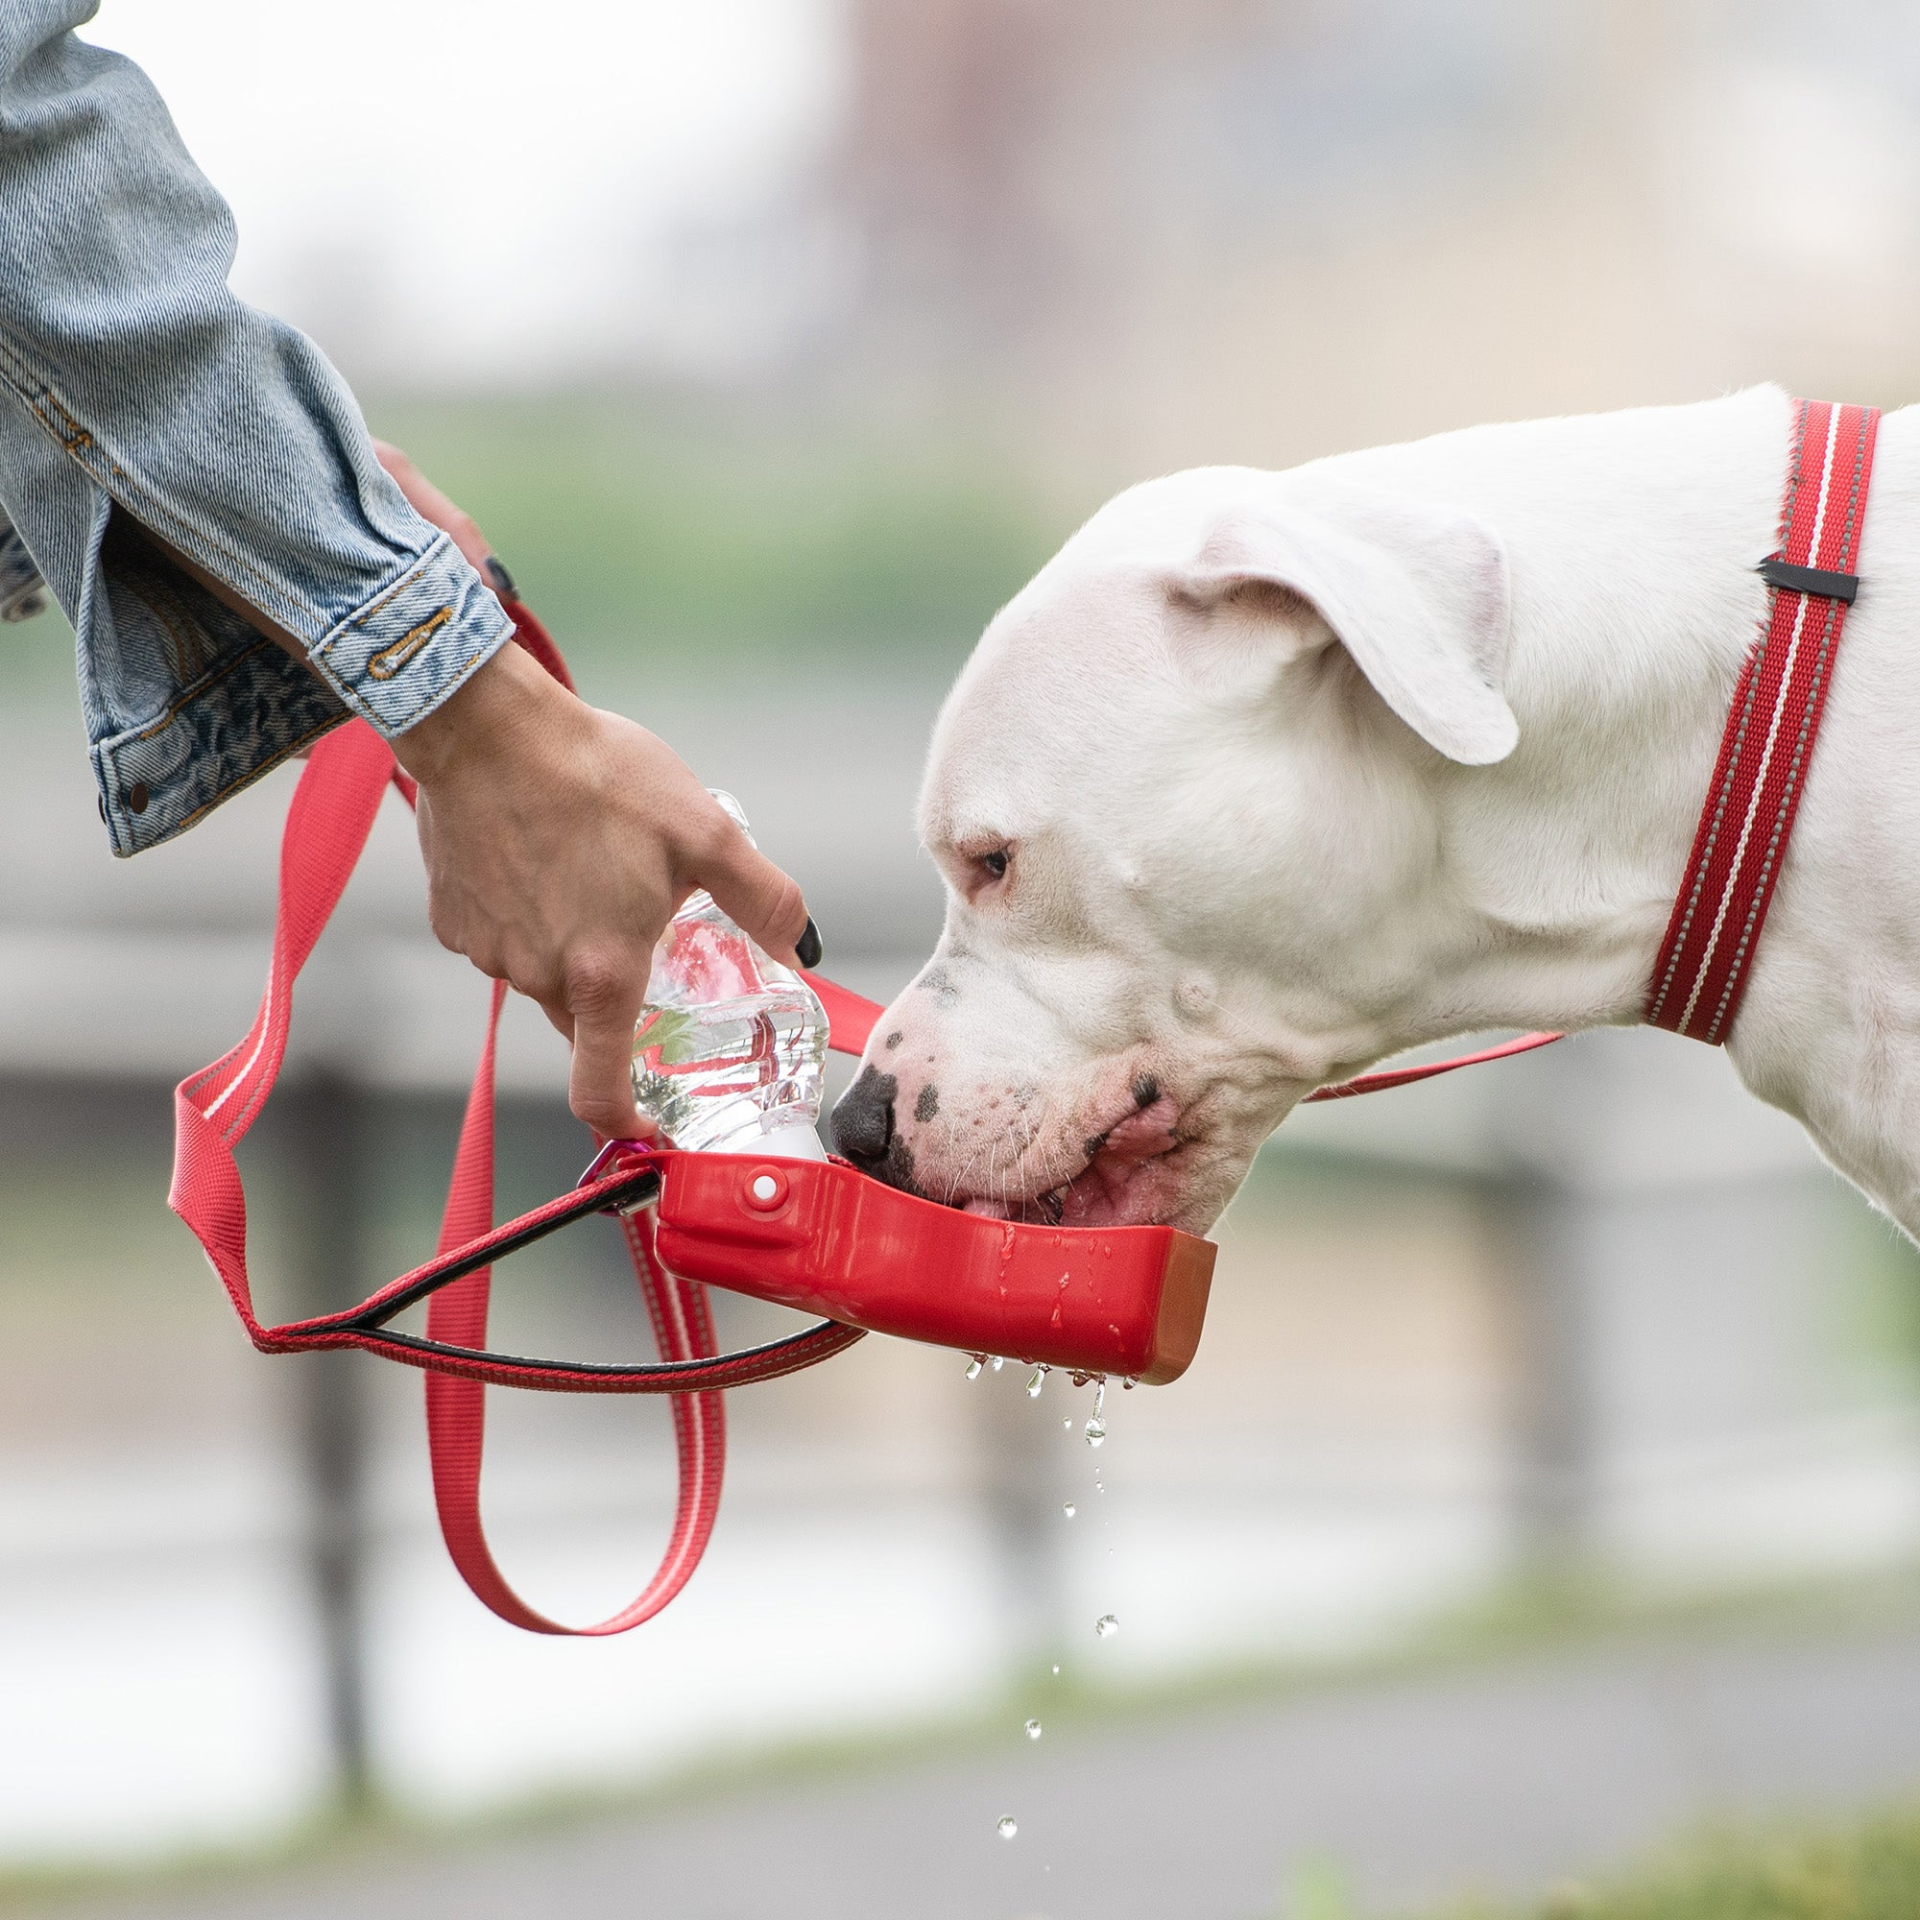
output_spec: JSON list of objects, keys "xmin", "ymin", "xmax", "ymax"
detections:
[{"xmin": 954, "ymin": 1093, "xmax": 1187, "ymax": 1229}]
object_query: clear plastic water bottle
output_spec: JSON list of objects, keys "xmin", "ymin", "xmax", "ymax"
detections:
[{"xmin": 630, "ymin": 791, "xmax": 829, "ymax": 1160}]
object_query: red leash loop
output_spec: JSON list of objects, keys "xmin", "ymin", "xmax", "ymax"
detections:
[
  {"xmin": 170, "ymin": 605, "xmax": 862, "ymax": 1635},
  {"xmin": 422, "ymin": 982, "xmax": 724, "ymax": 1635}
]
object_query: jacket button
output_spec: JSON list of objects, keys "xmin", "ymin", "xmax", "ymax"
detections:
[{"xmin": 127, "ymin": 782, "xmax": 149, "ymax": 814}]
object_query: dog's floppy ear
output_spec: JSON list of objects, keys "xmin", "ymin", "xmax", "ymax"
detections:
[{"xmin": 1171, "ymin": 484, "xmax": 1517, "ymax": 765}]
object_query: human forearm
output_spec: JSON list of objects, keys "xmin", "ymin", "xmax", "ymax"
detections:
[{"xmin": 0, "ymin": 4, "xmax": 509, "ymax": 848}]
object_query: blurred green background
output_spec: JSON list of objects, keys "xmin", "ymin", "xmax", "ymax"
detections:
[{"xmin": 364, "ymin": 396, "xmax": 1065, "ymax": 681}]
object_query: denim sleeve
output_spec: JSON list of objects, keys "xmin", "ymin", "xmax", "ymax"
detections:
[{"xmin": 0, "ymin": 0, "xmax": 511, "ymax": 854}]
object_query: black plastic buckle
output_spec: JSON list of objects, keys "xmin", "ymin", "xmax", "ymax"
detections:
[{"xmin": 1758, "ymin": 557, "xmax": 1859, "ymax": 603}]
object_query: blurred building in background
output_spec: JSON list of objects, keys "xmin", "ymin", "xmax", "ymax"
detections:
[
  {"xmin": 826, "ymin": 0, "xmax": 1920, "ymax": 477},
  {"xmin": 4, "ymin": 0, "xmax": 1920, "ymax": 1908}
]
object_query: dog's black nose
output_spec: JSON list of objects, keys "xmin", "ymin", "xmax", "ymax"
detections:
[{"xmin": 832, "ymin": 1066, "xmax": 897, "ymax": 1164}]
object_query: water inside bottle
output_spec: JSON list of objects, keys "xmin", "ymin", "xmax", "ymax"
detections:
[{"xmin": 630, "ymin": 793, "xmax": 828, "ymax": 1157}]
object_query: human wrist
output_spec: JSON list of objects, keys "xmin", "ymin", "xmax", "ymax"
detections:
[{"xmin": 391, "ymin": 636, "xmax": 577, "ymax": 787}]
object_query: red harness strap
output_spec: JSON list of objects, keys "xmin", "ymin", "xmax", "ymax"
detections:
[{"xmin": 1647, "ymin": 398, "xmax": 1880, "ymax": 1043}]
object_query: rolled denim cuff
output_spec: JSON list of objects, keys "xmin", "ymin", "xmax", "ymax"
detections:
[
  {"xmin": 84, "ymin": 526, "xmax": 514, "ymax": 856},
  {"xmin": 308, "ymin": 531, "xmax": 511, "ymax": 737}
]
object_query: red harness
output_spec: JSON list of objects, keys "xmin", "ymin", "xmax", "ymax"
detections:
[
  {"xmin": 1646, "ymin": 398, "xmax": 1880, "ymax": 1040},
  {"xmin": 169, "ymin": 397, "xmax": 1875, "ymax": 1634}
]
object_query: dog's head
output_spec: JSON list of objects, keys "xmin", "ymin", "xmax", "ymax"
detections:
[{"xmin": 831, "ymin": 468, "xmax": 1516, "ymax": 1233}]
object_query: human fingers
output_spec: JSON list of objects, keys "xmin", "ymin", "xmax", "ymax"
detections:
[
  {"xmin": 371, "ymin": 440, "xmax": 493, "ymax": 573},
  {"xmin": 559, "ymin": 951, "xmax": 656, "ymax": 1141},
  {"xmin": 692, "ymin": 819, "xmax": 818, "ymax": 969}
]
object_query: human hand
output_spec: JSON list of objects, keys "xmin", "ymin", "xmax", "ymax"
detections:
[{"xmin": 376, "ymin": 445, "xmax": 818, "ymax": 1141}]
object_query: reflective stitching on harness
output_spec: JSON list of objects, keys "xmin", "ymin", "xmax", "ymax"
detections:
[
  {"xmin": 1645, "ymin": 401, "xmax": 1816, "ymax": 1029},
  {"xmin": 1645, "ymin": 646, "xmax": 1765, "ymax": 1027},
  {"xmin": 1647, "ymin": 397, "xmax": 1879, "ymax": 1046},
  {"xmin": 1674, "ymin": 414, "xmax": 1842, "ymax": 1032}
]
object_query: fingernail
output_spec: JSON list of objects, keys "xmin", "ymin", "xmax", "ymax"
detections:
[
  {"xmin": 483, "ymin": 554, "xmax": 519, "ymax": 601},
  {"xmin": 796, "ymin": 916, "xmax": 823, "ymax": 969}
]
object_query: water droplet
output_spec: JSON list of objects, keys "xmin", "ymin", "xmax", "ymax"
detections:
[
  {"xmin": 1062, "ymin": 1417, "xmax": 1072, "ymax": 1430},
  {"xmin": 1051, "ymin": 1663, "xmax": 1060, "ymax": 1674},
  {"xmin": 990, "ymin": 1356, "xmax": 1006, "ymax": 1372},
  {"xmin": 1070, "ymin": 1370, "xmax": 1091, "ymax": 1388},
  {"xmin": 1095, "ymin": 1613, "xmax": 1119, "ymax": 1638},
  {"xmin": 997, "ymin": 1815, "xmax": 1018, "ymax": 1840},
  {"xmin": 1123, "ymin": 1377, "xmax": 1137, "ymax": 1390},
  {"xmin": 964, "ymin": 1355, "xmax": 984, "ymax": 1381},
  {"xmin": 1026, "ymin": 1367, "xmax": 1046, "ymax": 1399},
  {"xmin": 1084, "ymin": 1375, "xmax": 1109, "ymax": 1445},
  {"xmin": 1025, "ymin": 1719, "xmax": 1043, "ymax": 1740},
  {"xmin": 1063, "ymin": 1501, "xmax": 1076, "ymax": 1518}
]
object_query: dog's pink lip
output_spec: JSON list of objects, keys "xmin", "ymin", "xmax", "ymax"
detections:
[{"xmin": 955, "ymin": 1094, "xmax": 1187, "ymax": 1228}]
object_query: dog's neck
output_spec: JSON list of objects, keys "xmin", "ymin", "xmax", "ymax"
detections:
[{"xmin": 1295, "ymin": 385, "xmax": 1802, "ymax": 1065}]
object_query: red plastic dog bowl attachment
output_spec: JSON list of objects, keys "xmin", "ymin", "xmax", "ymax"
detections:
[{"xmin": 632, "ymin": 1149, "xmax": 1217, "ymax": 1385}]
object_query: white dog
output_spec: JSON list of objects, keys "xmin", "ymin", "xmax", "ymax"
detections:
[{"xmin": 829, "ymin": 384, "xmax": 1920, "ymax": 1240}]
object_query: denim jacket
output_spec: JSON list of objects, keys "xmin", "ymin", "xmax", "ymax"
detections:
[{"xmin": 0, "ymin": 0, "xmax": 510, "ymax": 854}]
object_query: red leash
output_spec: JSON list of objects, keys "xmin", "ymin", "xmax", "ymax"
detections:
[{"xmin": 171, "ymin": 607, "xmax": 863, "ymax": 1636}]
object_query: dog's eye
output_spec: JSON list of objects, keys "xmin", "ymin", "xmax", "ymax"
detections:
[{"xmin": 956, "ymin": 843, "xmax": 1012, "ymax": 898}]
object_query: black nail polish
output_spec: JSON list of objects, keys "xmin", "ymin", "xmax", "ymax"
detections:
[
  {"xmin": 796, "ymin": 916, "xmax": 823, "ymax": 969},
  {"xmin": 483, "ymin": 554, "xmax": 519, "ymax": 601}
]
